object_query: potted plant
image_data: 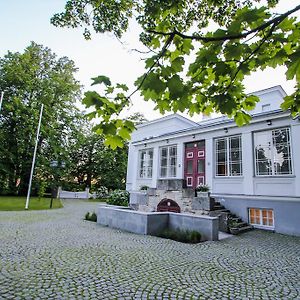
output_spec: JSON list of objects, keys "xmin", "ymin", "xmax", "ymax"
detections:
[
  {"xmin": 195, "ymin": 184, "xmax": 210, "ymax": 197},
  {"xmin": 140, "ymin": 185, "xmax": 149, "ymax": 191}
]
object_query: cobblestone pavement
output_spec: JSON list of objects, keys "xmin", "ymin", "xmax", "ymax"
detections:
[{"xmin": 0, "ymin": 200, "xmax": 300, "ymax": 300}]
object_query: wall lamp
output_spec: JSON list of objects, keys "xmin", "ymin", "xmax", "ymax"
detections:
[
  {"xmin": 192, "ymin": 134, "xmax": 196, "ymax": 139},
  {"xmin": 266, "ymin": 120, "xmax": 272, "ymax": 126},
  {"xmin": 224, "ymin": 128, "xmax": 228, "ymax": 133},
  {"xmin": 166, "ymin": 139, "xmax": 169, "ymax": 143},
  {"xmin": 144, "ymin": 143, "xmax": 147, "ymax": 147}
]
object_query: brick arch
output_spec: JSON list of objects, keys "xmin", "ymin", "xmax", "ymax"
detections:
[{"xmin": 157, "ymin": 198, "xmax": 181, "ymax": 213}]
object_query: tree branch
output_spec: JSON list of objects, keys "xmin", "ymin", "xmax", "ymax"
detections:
[
  {"xmin": 229, "ymin": 20, "xmax": 280, "ymax": 88},
  {"xmin": 147, "ymin": 4, "xmax": 300, "ymax": 42},
  {"xmin": 127, "ymin": 33, "xmax": 175, "ymax": 99}
]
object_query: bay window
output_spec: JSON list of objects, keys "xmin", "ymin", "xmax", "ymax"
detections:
[
  {"xmin": 254, "ymin": 127, "xmax": 292, "ymax": 176},
  {"xmin": 160, "ymin": 145, "xmax": 177, "ymax": 178}
]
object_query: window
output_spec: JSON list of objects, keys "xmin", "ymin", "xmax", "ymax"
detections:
[
  {"xmin": 160, "ymin": 145, "xmax": 177, "ymax": 178},
  {"xmin": 249, "ymin": 208, "xmax": 274, "ymax": 228},
  {"xmin": 215, "ymin": 135, "xmax": 242, "ymax": 176},
  {"xmin": 262, "ymin": 104, "xmax": 271, "ymax": 112},
  {"xmin": 254, "ymin": 127, "xmax": 292, "ymax": 176},
  {"xmin": 139, "ymin": 149, "xmax": 153, "ymax": 178}
]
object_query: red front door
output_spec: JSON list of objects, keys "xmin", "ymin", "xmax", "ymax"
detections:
[{"xmin": 184, "ymin": 141, "xmax": 205, "ymax": 189}]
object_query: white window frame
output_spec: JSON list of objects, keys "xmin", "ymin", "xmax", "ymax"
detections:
[
  {"xmin": 254, "ymin": 127, "xmax": 293, "ymax": 177},
  {"xmin": 215, "ymin": 135, "xmax": 242, "ymax": 177},
  {"xmin": 248, "ymin": 208, "xmax": 274, "ymax": 229},
  {"xmin": 159, "ymin": 145, "xmax": 177, "ymax": 178},
  {"xmin": 138, "ymin": 148, "xmax": 153, "ymax": 179}
]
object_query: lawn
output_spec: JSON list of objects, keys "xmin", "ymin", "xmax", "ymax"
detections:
[
  {"xmin": 0, "ymin": 196, "xmax": 63, "ymax": 211},
  {"xmin": 88, "ymin": 198, "xmax": 107, "ymax": 203}
]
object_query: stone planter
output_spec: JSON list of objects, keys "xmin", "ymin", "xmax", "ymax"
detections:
[
  {"xmin": 196, "ymin": 191, "xmax": 210, "ymax": 198},
  {"xmin": 192, "ymin": 192, "xmax": 214, "ymax": 211}
]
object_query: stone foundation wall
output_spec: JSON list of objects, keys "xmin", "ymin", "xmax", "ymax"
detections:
[{"xmin": 130, "ymin": 188, "xmax": 211, "ymax": 215}]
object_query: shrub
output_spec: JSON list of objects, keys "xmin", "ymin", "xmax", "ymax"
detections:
[
  {"xmin": 156, "ymin": 228, "xmax": 201, "ymax": 244},
  {"xmin": 95, "ymin": 186, "xmax": 109, "ymax": 198},
  {"xmin": 38, "ymin": 181, "xmax": 47, "ymax": 200},
  {"xmin": 85, "ymin": 212, "xmax": 97, "ymax": 222},
  {"xmin": 107, "ymin": 190, "xmax": 129, "ymax": 207},
  {"xmin": 195, "ymin": 184, "xmax": 210, "ymax": 192},
  {"xmin": 140, "ymin": 185, "xmax": 149, "ymax": 190}
]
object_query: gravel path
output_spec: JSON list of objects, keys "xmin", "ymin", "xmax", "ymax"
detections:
[{"xmin": 0, "ymin": 200, "xmax": 299, "ymax": 299}]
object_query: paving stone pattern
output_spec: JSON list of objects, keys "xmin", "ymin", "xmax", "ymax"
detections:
[{"xmin": 0, "ymin": 200, "xmax": 299, "ymax": 299}]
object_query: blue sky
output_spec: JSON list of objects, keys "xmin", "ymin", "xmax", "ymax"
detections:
[{"xmin": 0, "ymin": 1, "xmax": 298, "ymax": 120}]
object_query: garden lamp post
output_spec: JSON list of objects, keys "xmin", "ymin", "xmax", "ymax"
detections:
[
  {"xmin": 0, "ymin": 91, "xmax": 4, "ymax": 112},
  {"xmin": 50, "ymin": 160, "xmax": 65, "ymax": 208}
]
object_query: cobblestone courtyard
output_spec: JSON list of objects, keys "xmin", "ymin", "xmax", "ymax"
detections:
[{"xmin": 0, "ymin": 200, "xmax": 299, "ymax": 300}]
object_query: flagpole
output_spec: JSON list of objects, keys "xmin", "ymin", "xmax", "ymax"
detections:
[
  {"xmin": 0, "ymin": 91, "xmax": 4, "ymax": 112},
  {"xmin": 25, "ymin": 104, "xmax": 44, "ymax": 210}
]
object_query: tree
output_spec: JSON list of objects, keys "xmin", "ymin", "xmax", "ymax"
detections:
[
  {"xmin": 51, "ymin": 0, "xmax": 300, "ymax": 148},
  {"xmin": 0, "ymin": 42, "xmax": 81, "ymax": 195},
  {"xmin": 67, "ymin": 113, "xmax": 147, "ymax": 190}
]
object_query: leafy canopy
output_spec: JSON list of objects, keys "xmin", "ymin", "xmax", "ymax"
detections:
[
  {"xmin": 52, "ymin": 0, "xmax": 300, "ymax": 148},
  {"xmin": 0, "ymin": 42, "xmax": 81, "ymax": 195}
]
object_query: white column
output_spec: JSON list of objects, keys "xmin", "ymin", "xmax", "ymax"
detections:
[
  {"xmin": 151, "ymin": 146, "xmax": 159, "ymax": 188},
  {"xmin": 291, "ymin": 123, "xmax": 300, "ymax": 196},
  {"xmin": 242, "ymin": 131, "xmax": 254, "ymax": 195},
  {"xmin": 205, "ymin": 138, "xmax": 213, "ymax": 190},
  {"xmin": 177, "ymin": 142, "xmax": 184, "ymax": 179}
]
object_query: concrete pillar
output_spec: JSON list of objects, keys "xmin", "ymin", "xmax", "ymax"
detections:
[
  {"xmin": 291, "ymin": 122, "xmax": 300, "ymax": 196},
  {"xmin": 242, "ymin": 131, "xmax": 254, "ymax": 195},
  {"xmin": 205, "ymin": 138, "xmax": 213, "ymax": 190},
  {"xmin": 177, "ymin": 142, "xmax": 184, "ymax": 179},
  {"xmin": 152, "ymin": 146, "xmax": 159, "ymax": 188}
]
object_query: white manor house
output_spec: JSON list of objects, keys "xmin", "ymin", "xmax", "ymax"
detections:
[{"xmin": 126, "ymin": 86, "xmax": 300, "ymax": 236}]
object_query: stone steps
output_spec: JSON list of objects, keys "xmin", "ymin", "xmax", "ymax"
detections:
[{"xmin": 210, "ymin": 200, "xmax": 253, "ymax": 235}]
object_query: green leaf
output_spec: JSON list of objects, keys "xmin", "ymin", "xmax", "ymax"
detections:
[
  {"xmin": 242, "ymin": 95, "xmax": 259, "ymax": 111},
  {"xmin": 182, "ymin": 39, "xmax": 194, "ymax": 54},
  {"xmin": 234, "ymin": 111, "xmax": 252, "ymax": 127},
  {"xmin": 167, "ymin": 75, "xmax": 184, "ymax": 98},
  {"xmin": 91, "ymin": 75, "xmax": 111, "ymax": 86},
  {"xmin": 171, "ymin": 57, "xmax": 184, "ymax": 73},
  {"xmin": 104, "ymin": 135, "xmax": 124, "ymax": 149},
  {"xmin": 143, "ymin": 73, "xmax": 166, "ymax": 95},
  {"xmin": 116, "ymin": 83, "xmax": 129, "ymax": 91},
  {"xmin": 118, "ymin": 127, "xmax": 131, "ymax": 140},
  {"xmin": 281, "ymin": 95, "xmax": 294, "ymax": 111},
  {"xmin": 286, "ymin": 52, "xmax": 300, "ymax": 81}
]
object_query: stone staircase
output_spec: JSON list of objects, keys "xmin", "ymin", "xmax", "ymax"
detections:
[{"xmin": 209, "ymin": 198, "xmax": 253, "ymax": 235}]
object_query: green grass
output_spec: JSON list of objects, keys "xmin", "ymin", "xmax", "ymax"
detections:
[
  {"xmin": 88, "ymin": 198, "xmax": 107, "ymax": 203},
  {"xmin": 0, "ymin": 196, "xmax": 63, "ymax": 211}
]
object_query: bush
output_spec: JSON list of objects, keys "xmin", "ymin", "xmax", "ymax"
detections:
[
  {"xmin": 195, "ymin": 184, "xmax": 210, "ymax": 192},
  {"xmin": 95, "ymin": 186, "xmax": 109, "ymax": 198},
  {"xmin": 38, "ymin": 181, "xmax": 47, "ymax": 200},
  {"xmin": 85, "ymin": 212, "xmax": 97, "ymax": 222},
  {"xmin": 107, "ymin": 190, "xmax": 129, "ymax": 207},
  {"xmin": 140, "ymin": 185, "xmax": 149, "ymax": 190},
  {"xmin": 156, "ymin": 228, "xmax": 201, "ymax": 244}
]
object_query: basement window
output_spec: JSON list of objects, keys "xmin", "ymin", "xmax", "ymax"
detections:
[{"xmin": 249, "ymin": 208, "xmax": 274, "ymax": 229}]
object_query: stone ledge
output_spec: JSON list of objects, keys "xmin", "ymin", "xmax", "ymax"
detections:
[{"xmin": 97, "ymin": 204, "xmax": 219, "ymax": 241}]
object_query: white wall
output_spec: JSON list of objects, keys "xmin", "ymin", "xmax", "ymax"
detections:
[
  {"xmin": 127, "ymin": 114, "xmax": 300, "ymax": 198},
  {"xmin": 249, "ymin": 86, "xmax": 286, "ymax": 114}
]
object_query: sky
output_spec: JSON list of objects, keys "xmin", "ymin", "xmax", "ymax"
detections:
[{"xmin": 0, "ymin": 0, "xmax": 298, "ymax": 121}]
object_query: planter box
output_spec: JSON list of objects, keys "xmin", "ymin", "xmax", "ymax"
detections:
[
  {"xmin": 192, "ymin": 193, "xmax": 214, "ymax": 211},
  {"xmin": 196, "ymin": 191, "xmax": 210, "ymax": 198}
]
